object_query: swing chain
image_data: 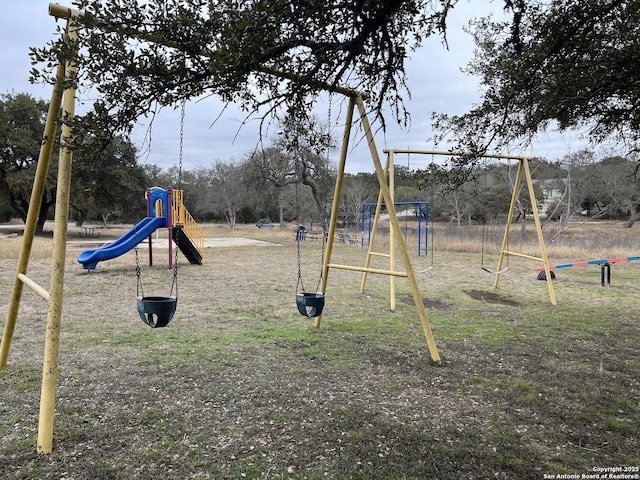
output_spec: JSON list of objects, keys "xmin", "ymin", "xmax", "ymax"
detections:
[
  {"xmin": 295, "ymin": 180, "xmax": 305, "ymax": 294},
  {"xmin": 134, "ymin": 246, "xmax": 143, "ymax": 298},
  {"xmin": 315, "ymin": 227, "xmax": 325, "ymax": 292},
  {"xmin": 170, "ymin": 99, "xmax": 186, "ymax": 298},
  {"xmin": 178, "ymin": 100, "xmax": 185, "ymax": 188},
  {"xmin": 296, "ymin": 234, "xmax": 305, "ymax": 293},
  {"xmin": 132, "ymin": 221, "xmax": 141, "ymax": 290},
  {"xmin": 170, "ymin": 253, "xmax": 178, "ymax": 297}
]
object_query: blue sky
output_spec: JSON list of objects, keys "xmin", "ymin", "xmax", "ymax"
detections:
[{"xmin": 1, "ymin": 1, "xmax": 588, "ymax": 174}]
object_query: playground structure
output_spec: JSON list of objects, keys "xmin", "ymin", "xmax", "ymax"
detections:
[
  {"xmin": 361, "ymin": 201, "xmax": 430, "ymax": 257},
  {"xmin": 0, "ymin": 3, "xmax": 560, "ymax": 455},
  {"xmin": 77, "ymin": 187, "xmax": 204, "ymax": 270},
  {"xmin": 534, "ymin": 255, "xmax": 640, "ymax": 286}
]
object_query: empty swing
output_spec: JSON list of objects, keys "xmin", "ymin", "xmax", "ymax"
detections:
[
  {"xmin": 293, "ymin": 181, "xmax": 325, "ymax": 318},
  {"xmin": 295, "ymin": 234, "xmax": 325, "ymax": 318},
  {"xmin": 480, "ymin": 221, "xmax": 510, "ymax": 275},
  {"xmin": 135, "ymin": 240, "xmax": 178, "ymax": 328},
  {"xmin": 134, "ymin": 100, "xmax": 186, "ymax": 327}
]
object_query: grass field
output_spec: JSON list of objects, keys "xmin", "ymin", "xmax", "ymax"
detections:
[{"xmin": 0, "ymin": 220, "xmax": 638, "ymax": 479}]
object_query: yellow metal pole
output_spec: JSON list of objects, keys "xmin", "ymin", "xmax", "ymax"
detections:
[
  {"xmin": 329, "ymin": 263, "xmax": 408, "ymax": 277},
  {"xmin": 389, "ymin": 152, "xmax": 396, "ymax": 312},
  {"xmin": 355, "ymin": 96, "xmax": 440, "ymax": 364},
  {"xmin": 381, "ymin": 148, "xmax": 529, "ymax": 162},
  {"xmin": 494, "ymin": 159, "xmax": 523, "ymax": 289},
  {"xmin": 360, "ymin": 189, "xmax": 382, "ymax": 291},
  {"xmin": 315, "ymin": 95, "xmax": 355, "ymax": 328},
  {"xmin": 0, "ymin": 62, "xmax": 65, "ymax": 368},
  {"xmin": 522, "ymin": 159, "xmax": 557, "ymax": 305},
  {"xmin": 37, "ymin": 16, "xmax": 78, "ymax": 454},
  {"xmin": 359, "ymin": 154, "xmax": 391, "ymax": 293}
]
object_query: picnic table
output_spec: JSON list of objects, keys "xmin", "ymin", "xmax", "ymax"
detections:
[
  {"xmin": 80, "ymin": 225, "xmax": 100, "ymax": 238},
  {"xmin": 336, "ymin": 230, "xmax": 358, "ymax": 245}
]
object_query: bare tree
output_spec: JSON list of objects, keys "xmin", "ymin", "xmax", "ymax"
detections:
[
  {"xmin": 210, "ymin": 161, "xmax": 245, "ymax": 229},
  {"xmin": 341, "ymin": 177, "xmax": 372, "ymax": 227}
]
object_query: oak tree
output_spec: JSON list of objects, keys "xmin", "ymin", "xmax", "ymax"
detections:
[
  {"xmin": 433, "ymin": 0, "xmax": 640, "ymax": 160},
  {"xmin": 32, "ymin": 0, "xmax": 465, "ymax": 138}
]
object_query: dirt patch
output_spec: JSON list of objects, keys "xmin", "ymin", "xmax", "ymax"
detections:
[
  {"xmin": 398, "ymin": 294, "xmax": 452, "ymax": 309},
  {"xmin": 463, "ymin": 289, "xmax": 522, "ymax": 306}
]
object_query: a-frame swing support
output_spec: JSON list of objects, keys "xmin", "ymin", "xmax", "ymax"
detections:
[
  {"xmin": 0, "ymin": 12, "xmax": 78, "ymax": 454},
  {"xmin": 358, "ymin": 149, "xmax": 423, "ymax": 313},
  {"xmin": 365, "ymin": 149, "xmax": 556, "ymax": 306},
  {"xmin": 495, "ymin": 153, "xmax": 556, "ymax": 305},
  {"xmin": 316, "ymin": 96, "xmax": 442, "ymax": 364}
]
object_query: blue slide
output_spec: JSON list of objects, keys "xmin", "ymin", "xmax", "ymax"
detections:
[{"xmin": 77, "ymin": 217, "xmax": 167, "ymax": 270}]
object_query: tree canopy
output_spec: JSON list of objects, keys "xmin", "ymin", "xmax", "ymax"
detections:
[
  {"xmin": 0, "ymin": 92, "xmax": 147, "ymax": 229},
  {"xmin": 432, "ymin": 0, "xmax": 640, "ymax": 158},
  {"xmin": 32, "ymin": 0, "xmax": 465, "ymax": 138},
  {"xmin": 0, "ymin": 92, "xmax": 57, "ymax": 229},
  {"xmin": 31, "ymin": 1, "xmax": 639, "ymax": 173}
]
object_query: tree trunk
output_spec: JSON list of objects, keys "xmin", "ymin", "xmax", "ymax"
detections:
[
  {"xmin": 300, "ymin": 159, "xmax": 329, "ymax": 232},
  {"xmin": 36, "ymin": 187, "xmax": 56, "ymax": 234},
  {"xmin": 625, "ymin": 208, "xmax": 640, "ymax": 227},
  {"xmin": 10, "ymin": 185, "xmax": 56, "ymax": 234},
  {"xmin": 73, "ymin": 208, "xmax": 88, "ymax": 227},
  {"xmin": 278, "ymin": 194, "xmax": 284, "ymax": 226}
]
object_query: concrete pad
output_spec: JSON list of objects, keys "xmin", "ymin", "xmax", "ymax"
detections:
[
  {"xmin": 130, "ymin": 237, "xmax": 280, "ymax": 249},
  {"xmin": 203, "ymin": 237, "xmax": 281, "ymax": 248}
]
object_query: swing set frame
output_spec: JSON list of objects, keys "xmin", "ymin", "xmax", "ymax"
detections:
[
  {"xmin": 361, "ymin": 201, "xmax": 430, "ymax": 257},
  {"xmin": 377, "ymin": 149, "xmax": 557, "ymax": 306}
]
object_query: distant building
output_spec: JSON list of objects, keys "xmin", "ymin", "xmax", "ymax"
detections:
[{"xmin": 534, "ymin": 178, "xmax": 566, "ymax": 215}]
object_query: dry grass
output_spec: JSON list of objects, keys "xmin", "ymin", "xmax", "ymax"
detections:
[
  {"xmin": 6, "ymin": 217, "xmax": 632, "ymax": 263},
  {"xmin": 396, "ymin": 219, "xmax": 640, "ymax": 263},
  {"xmin": 0, "ymin": 220, "xmax": 639, "ymax": 479},
  {"xmin": 0, "ymin": 236, "xmax": 53, "ymax": 262}
]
